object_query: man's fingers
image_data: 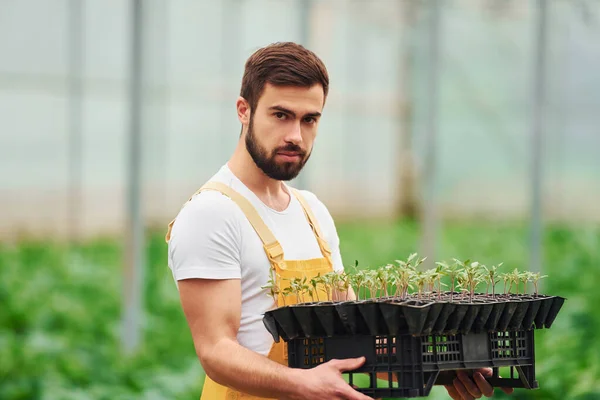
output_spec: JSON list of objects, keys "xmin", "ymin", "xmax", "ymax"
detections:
[
  {"xmin": 478, "ymin": 368, "xmax": 515, "ymax": 395},
  {"xmin": 453, "ymin": 378, "xmax": 475, "ymax": 400},
  {"xmin": 473, "ymin": 372, "xmax": 494, "ymax": 397},
  {"xmin": 444, "ymin": 384, "xmax": 463, "ymax": 400},
  {"xmin": 474, "ymin": 368, "xmax": 515, "ymax": 396},
  {"xmin": 501, "ymin": 386, "xmax": 515, "ymax": 395},
  {"xmin": 456, "ymin": 370, "xmax": 482, "ymax": 398},
  {"xmin": 330, "ymin": 357, "xmax": 366, "ymax": 373}
]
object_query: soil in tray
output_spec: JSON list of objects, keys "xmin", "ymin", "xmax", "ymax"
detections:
[{"xmin": 410, "ymin": 292, "xmax": 505, "ymax": 303}]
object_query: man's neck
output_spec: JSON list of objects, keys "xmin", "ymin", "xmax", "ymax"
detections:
[{"xmin": 227, "ymin": 145, "xmax": 291, "ymax": 212}]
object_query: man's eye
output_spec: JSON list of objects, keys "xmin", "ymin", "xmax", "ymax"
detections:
[
  {"xmin": 275, "ymin": 112, "xmax": 286, "ymax": 120},
  {"xmin": 304, "ymin": 117, "xmax": 316, "ymax": 124}
]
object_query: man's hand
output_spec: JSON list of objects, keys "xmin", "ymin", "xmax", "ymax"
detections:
[
  {"xmin": 286, "ymin": 357, "xmax": 373, "ymax": 400},
  {"xmin": 444, "ymin": 368, "xmax": 515, "ymax": 399}
]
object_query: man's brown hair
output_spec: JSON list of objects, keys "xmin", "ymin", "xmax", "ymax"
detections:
[{"xmin": 240, "ymin": 42, "xmax": 329, "ymax": 111}]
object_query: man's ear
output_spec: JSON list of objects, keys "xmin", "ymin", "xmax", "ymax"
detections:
[{"xmin": 236, "ymin": 97, "xmax": 250, "ymax": 125}]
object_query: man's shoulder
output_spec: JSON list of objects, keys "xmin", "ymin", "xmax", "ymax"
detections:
[
  {"xmin": 169, "ymin": 188, "xmax": 246, "ymax": 239},
  {"xmin": 179, "ymin": 189, "xmax": 243, "ymax": 221},
  {"xmin": 174, "ymin": 165, "xmax": 242, "ymax": 220}
]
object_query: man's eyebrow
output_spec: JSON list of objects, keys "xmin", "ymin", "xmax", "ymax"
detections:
[
  {"xmin": 268, "ymin": 105, "xmax": 322, "ymax": 119},
  {"xmin": 304, "ymin": 111, "xmax": 322, "ymax": 118}
]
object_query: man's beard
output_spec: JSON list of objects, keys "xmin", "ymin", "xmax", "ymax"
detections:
[{"xmin": 245, "ymin": 115, "xmax": 311, "ymax": 181}]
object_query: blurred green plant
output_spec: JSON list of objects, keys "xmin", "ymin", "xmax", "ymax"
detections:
[
  {"xmin": 0, "ymin": 220, "xmax": 598, "ymax": 399},
  {"xmin": 0, "ymin": 236, "xmax": 203, "ymax": 400}
]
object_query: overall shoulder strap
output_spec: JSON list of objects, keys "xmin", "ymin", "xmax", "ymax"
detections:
[
  {"xmin": 165, "ymin": 181, "xmax": 284, "ymax": 264},
  {"xmin": 291, "ymin": 188, "xmax": 332, "ymax": 257}
]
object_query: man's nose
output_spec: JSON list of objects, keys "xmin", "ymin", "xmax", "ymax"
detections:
[{"xmin": 284, "ymin": 120, "xmax": 303, "ymax": 144}]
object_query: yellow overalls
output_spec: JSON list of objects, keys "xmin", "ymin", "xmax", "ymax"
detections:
[{"xmin": 166, "ymin": 181, "xmax": 334, "ymax": 400}]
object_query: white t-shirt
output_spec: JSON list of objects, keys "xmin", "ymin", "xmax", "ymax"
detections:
[{"xmin": 167, "ymin": 164, "xmax": 345, "ymax": 356}]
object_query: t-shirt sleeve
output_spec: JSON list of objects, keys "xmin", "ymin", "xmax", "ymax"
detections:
[
  {"xmin": 168, "ymin": 192, "xmax": 242, "ymax": 281},
  {"xmin": 299, "ymin": 190, "xmax": 345, "ymax": 273}
]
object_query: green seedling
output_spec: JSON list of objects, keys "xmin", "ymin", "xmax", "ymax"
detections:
[
  {"xmin": 278, "ymin": 252, "xmax": 549, "ymax": 306},
  {"xmin": 336, "ymin": 271, "xmax": 352, "ymax": 301},
  {"xmin": 414, "ymin": 270, "xmax": 428, "ymax": 300},
  {"xmin": 483, "ymin": 263, "xmax": 502, "ymax": 297},
  {"xmin": 531, "ymin": 272, "xmax": 548, "ymax": 297},
  {"xmin": 261, "ymin": 272, "xmax": 284, "ymax": 306},
  {"xmin": 351, "ymin": 269, "xmax": 367, "ymax": 301},
  {"xmin": 309, "ymin": 273, "xmax": 322, "ymax": 302},
  {"xmin": 395, "ymin": 257, "xmax": 417, "ymax": 300},
  {"xmin": 436, "ymin": 260, "xmax": 462, "ymax": 302}
]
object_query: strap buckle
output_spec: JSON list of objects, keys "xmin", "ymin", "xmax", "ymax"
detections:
[{"xmin": 264, "ymin": 241, "xmax": 284, "ymax": 263}]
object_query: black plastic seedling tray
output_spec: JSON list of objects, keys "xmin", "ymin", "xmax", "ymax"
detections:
[{"xmin": 262, "ymin": 293, "xmax": 565, "ymax": 399}]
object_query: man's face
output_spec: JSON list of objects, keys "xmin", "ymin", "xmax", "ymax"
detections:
[{"xmin": 243, "ymin": 83, "xmax": 324, "ymax": 181}]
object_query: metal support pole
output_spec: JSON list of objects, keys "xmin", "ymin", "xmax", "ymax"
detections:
[
  {"xmin": 122, "ymin": 0, "xmax": 145, "ymax": 354},
  {"xmin": 298, "ymin": 0, "xmax": 312, "ymax": 44},
  {"xmin": 220, "ymin": 0, "xmax": 241, "ymax": 169},
  {"xmin": 294, "ymin": 0, "xmax": 313, "ymax": 190},
  {"xmin": 397, "ymin": 0, "xmax": 419, "ymax": 220},
  {"xmin": 144, "ymin": 0, "xmax": 168, "ymax": 224},
  {"xmin": 530, "ymin": 0, "xmax": 548, "ymax": 276},
  {"xmin": 68, "ymin": 0, "xmax": 84, "ymax": 242},
  {"xmin": 420, "ymin": 0, "xmax": 441, "ymax": 270}
]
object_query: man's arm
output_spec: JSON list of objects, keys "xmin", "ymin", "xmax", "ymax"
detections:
[
  {"xmin": 178, "ymin": 277, "xmax": 373, "ymax": 400},
  {"xmin": 178, "ymin": 278, "xmax": 300, "ymax": 397},
  {"xmin": 171, "ymin": 193, "xmax": 372, "ymax": 399}
]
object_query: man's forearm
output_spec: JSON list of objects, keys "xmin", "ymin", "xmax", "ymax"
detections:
[{"xmin": 201, "ymin": 337, "xmax": 303, "ymax": 399}]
